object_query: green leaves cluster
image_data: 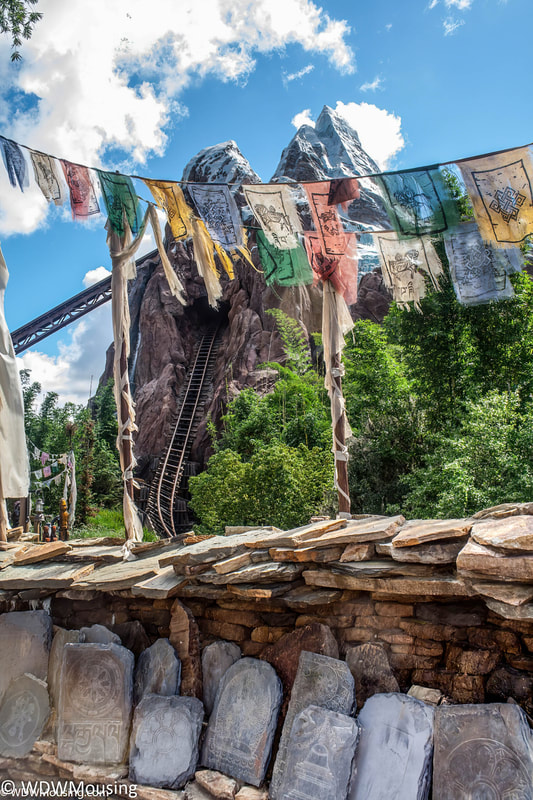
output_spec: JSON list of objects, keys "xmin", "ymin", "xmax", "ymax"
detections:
[{"xmin": 0, "ymin": 0, "xmax": 42, "ymax": 61}]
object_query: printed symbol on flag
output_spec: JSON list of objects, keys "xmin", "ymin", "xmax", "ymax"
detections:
[
  {"xmin": 489, "ymin": 186, "xmax": 526, "ymax": 224},
  {"xmin": 394, "ymin": 187, "xmax": 434, "ymax": 224},
  {"xmin": 462, "ymin": 244, "xmax": 508, "ymax": 291},
  {"xmin": 388, "ymin": 250, "xmax": 420, "ymax": 300},
  {"xmin": 255, "ymin": 204, "xmax": 291, "ymax": 237}
]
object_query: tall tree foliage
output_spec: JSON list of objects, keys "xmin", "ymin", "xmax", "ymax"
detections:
[{"xmin": 0, "ymin": 0, "xmax": 42, "ymax": 60}]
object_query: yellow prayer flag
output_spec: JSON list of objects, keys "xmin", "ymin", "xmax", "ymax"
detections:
[{"xmin": 143, "ymin": 179, "xmax": 191, "ymax": 240}]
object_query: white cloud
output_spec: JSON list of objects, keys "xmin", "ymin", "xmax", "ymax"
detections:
[
  {"xmin": 283, "ymin": 64, "xmax": 314, "ymax": 86},
  {"xmin": 333, "ymin": 101, "xmax": 405, "ymax": 169},
  {"xmin": 445, "ymin": 0, "xmax": 473, "ymax": 8},
  {"xmin": 385, "ymin": 23, "xmax": 393, "ymax": 30},
  {"xmin": 360, "ymin": 76, "xmax": 383, "ymax": 92},
  {"xmin": 443, "ymin": 16, "xmax": 465, "ymax": 34},
  {"xmin": 17, "ymin": 301, "xmax": 112, "ymax": 406},
  {"xmin": 427, "ymin": 0, "xmax": 439, "ymax": 8},
  {"xmin": 83, "ymin": 266, "xmax": 111, "ymax": 288},
  {"xmin": 291, "ymin": 109, "xmax": 316, "ymax": 129},
  {"xmin": 0, "ymin": 0, "xmax": 355, "ymax": 235}
]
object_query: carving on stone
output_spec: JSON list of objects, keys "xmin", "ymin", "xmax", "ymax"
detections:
[
  {"xmin": 0, "ymin": 675, "xmax": 50, "ymax": 758},
  {"xmin": 58, "ymin": 643, "xmax": 133, "ymax": 765},
  {"xmin": 445, "ymin": 738, "xmax": 531, "ymax": 798}
]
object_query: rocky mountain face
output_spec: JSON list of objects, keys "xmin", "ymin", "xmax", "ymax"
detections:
[{"xmin": 104, "ymin": 106, "xmax": 391, "ymax": 479}]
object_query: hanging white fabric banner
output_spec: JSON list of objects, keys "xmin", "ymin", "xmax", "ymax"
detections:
[
  {"xmin": 374, "ymin": 231, "xmax": 444, "ymax": 311},
  {"xmin": 0, "ymin": 245, "xmax": 29, "ymax": 499},
  {"xmin": 243, "ymin": 184, "xmax": 302, "ymax": 249}
]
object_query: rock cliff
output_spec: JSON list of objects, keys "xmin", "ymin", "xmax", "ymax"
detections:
[{"xmin": 103, "ymin": 106, "xmax": 391, "ymax": 480}]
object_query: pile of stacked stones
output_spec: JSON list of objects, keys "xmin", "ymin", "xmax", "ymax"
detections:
[{"xmin": 0, "ymin": 609, "xmax": 531, "ymax": 799}]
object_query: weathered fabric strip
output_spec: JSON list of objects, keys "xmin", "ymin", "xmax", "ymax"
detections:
[
  {"xmin": 97, "ymin": 170, "xmax": 144, "ymax": 237},
  {"xmin": 444, "ymin": 222, "xmax": 521, "ymax": 305},
  {"xmin": 303, "ymin": 232, "xmax": 358, "ymax": 306},
  {"xmin": 60, "ymin": 160, "xmax": 100, "ymax": 219},
  {"xmin": 304, "ymin": 182, "xmax": 350, "ymax": 256},
  {"xmin": 458, "ymin": 147, "xmax": 533, "ymax": 247},
  {"xmin": 0, "ymin": 137, "xmax": 29, "ymax": 191},
  {"xmin": 30, "ymin": 151, "xmax": 66, "ymax": 205},
  {"xmin": 243, "ymin": 184, "xmax": 302, "ymax": 249},
  {"xmin": 143, "ymin": 179, "xmax": 190, "ymax": 240},
  {"xmin": 327, "ymin": 177, "xmax": 360, "ymax": 209},
  {"xmin": 188, "ymin": 184, "xmax": 243, "ymax": 249},
  {"xmin": 374, "ymin": 231, "xmax": 444, "ymax": 311},
  {"xmin": 0, "ymin": 245, "xmax": 29, "ymax": 499},
  {"xmin": 256, "ymin": 230, "xmax": 313, "ymax": 287},
  {"xmin": 377, "ymin": 168, "xmax": 459, "ymax": 238}
]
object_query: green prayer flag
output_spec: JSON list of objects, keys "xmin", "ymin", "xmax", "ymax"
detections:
[
  {"xmin": 97, "ymin": 170, "xmax": 143, "ymax": 237},
  {"xmin": 377, "ymin": 168, "xmax": 460, "ymax": 239},
  {"xmin": 256, "ymin": 230, "xmax": 314, "ymax": 287}
]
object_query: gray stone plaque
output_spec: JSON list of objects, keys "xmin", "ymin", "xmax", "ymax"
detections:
[
  {"xmin": 349, "ymin": 693, "xmax": 435, "ymax": 800},
  {"xmin": 48, "ymin": 628, "xmax": 80, "ymax": 710},
  {"xmin": 0, "ymin": 674, "xmax": 50, "ymax": 757},
  {"xmin": 129, "ymin": 694, "xmax": 204, "ymax": 788},
  {"xmin": 270, "ymin": 650, "xmax": 355, "ymax": 800},
  {"xmin": 133, "ymin": 638, "xmax": 181, "ymax": 705},
  {"xmin": 0, "ymin": 610, "xmax": 53, "ymax": 702},
  {"xmin": 278, "ymin": 705, "xmax": 359, "ymax": 800},
  {"xmin": 79, "ymin": 624, "xmax": 121, "ymax": 645},
  {"xmin": 58, "ymin": 643, "xmax": 134, "ymax": 765},
  {"xmin": 432, "ymin": 703, "xmax": 533, "ymax": 800},
  {"xmin": 201, "ymin": 657, "xmax": 282, "ymax": 786},
  {"xmin": 202, "ymin": 640, "xmax": 241, "ymax": 715}
]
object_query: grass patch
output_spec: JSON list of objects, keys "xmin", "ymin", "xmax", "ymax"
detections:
[{"xmin": 73, "ymin": 508, "xmax": 157, "ymax": 541}]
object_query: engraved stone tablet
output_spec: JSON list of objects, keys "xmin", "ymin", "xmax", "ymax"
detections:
[
  {"xmin": 278, "ymin": 705, "xmax": 359, "ymax": 800},
  {"xmin": 201, "ymin": 657, "xmax": 282, "ymax": 786},
  {"xmin": 0, "ymin": 610, "xmax": 53, "ymax": 702},
  {"xmin": 202, "ymin": 641, "xmax": 241, "ymax": 715},
  {"xmin": 0, "ymin": 674, "xmax": 50, "ymax": 757},
  {"xmin": 48, "ymin": 628, "xmax": 80, "ymax": 710},
  {"xmin": 129, "ymin": 694, "xmax": 204, "ymax": 788},
  {"xmin": 349, "ymin": 693, "xmax": 434, "ymax": 800},
  {"xmin": 346, "ymin": 644, "xmax": 399, "ymax": 710},
  {"xmin": 432, "ymin": 703, "xmax": 533, "ymax": 799},
  {"xmin": 270, "ymin": 650, "xmax": 355, "ymax": 800},
  {"xmin": 133, "ymin": 638, "xmax": 181, "ymax": 705},
  {"xmin": 79, "ymin": 624, "xmax": 121, "ymax": 645},
  {"xmin": 58, "ymin": 643, "xmax": 134, "ymax": 765}
]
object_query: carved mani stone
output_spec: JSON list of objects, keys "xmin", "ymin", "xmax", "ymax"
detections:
[
  {"xmin": 432, "ymin": 703, "xmax": 533, "ymax": 800},
  {"xmin": 270, "ymin": 650, "xmax": 355, "ymax": 800},
  {"xmin": 58, "ymin": 643, "xmax": 134, "ymax": 765},
  {"xmin": 202, "ymin": 640, "xmax": 241, "ymax": 715},
  {"xmin": 129, "ymin": 694, "xmax": 204, "ymax": 788},
  {"xmin": 278, "ymin": 705, "xmax": 359, "ymax": 800},
  {"xmin": 0, "ymin": 674, "xmax": 50, "ymax": 757},
  {"xmin": 133, "ymin": 638, "xmax": 181, "ymax": 705},
  {"xmin": 349, "ymin": 693, "xmax": 435, "ymax": 800},
  {"xmin": 345, "ymin": 643, "xmax": 399, "ymax": 710},
  {"xmin": 48, "ymin": 628, "xmax": 80, "ymax": 710},
  {"xmin": 201, "ymin": 657, "xmax": 282, "ymax": 786},
  {"xmin": 0, "ymin": 610, "xmax": 53, "ymax": 702}
]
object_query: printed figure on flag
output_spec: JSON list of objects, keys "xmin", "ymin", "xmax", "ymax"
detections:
[
  {"xmin": 244, "ymin": 185, "xmax": 302, "ymax": 250},
  {"xmin": 375, "ymin": 231, "xmax": 444, "ymax": 311}
]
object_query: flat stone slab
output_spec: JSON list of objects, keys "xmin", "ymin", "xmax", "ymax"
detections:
[
  {"xmin": 201, "ymin": 657, "xmax": 282, "ymax": 786},
  {"xmin": 129, "ymin": 694, "xmax": 204, "ymax": 788},
  {"xmin": 70, "ymin": 555, "xmax": 163, "ymax": 591},
  {"xmin": 197, "ymin": 561, "xmax": 303, "ymax": 585},
  {"xmin": 346, "ymin": 644, "xmax": 399, "ymax": 710},
  {"xmin": 483, "ymin": 598, "xmax": 533, "ymax": 620},
  {"xmin": 58, "ymin": 643, "xmax": 134, "ymax": 765},
  {"xmin": 349, "ymin": 693, "xmax": 434, "ymax": 800},
  {"xmin": 278, "ymin": 705, "xmax": 359, "ymax": 800},
  {"xmin": 270, "ymin": 650, "xmax": 355, "ymax": 800},
  {"xmin": 298, "ymin": 516, "xmax": 405, "ymax": 548},
  {"xmin": 79, "ymin": 624, "xmax": 121, "ymax": 645},
  {"xmin": 472, "ymin": 516, "xmax": 533, "ymax": 552},
  {"xmin": 282, "ymin": 586, "xmax": 342, "ymax": 610},
  {"xmin": 14, "ymin": 541, "xmax": 71, "ymax": 565},
  {"xmin": 0, "ymin": 674, "xmax": 50, "ymax": 757},
  {"xmin": 0, "ymin": 562, "xmax": 94, "ymax": 589},
  {"xmin": 201, "ymin": 641, "xmax": 241, "ymax": 716},
  {"xmin": 432, "ymin": 703, "xmax": 533, "ymax": 799},
  {"xmin": 131, "ymin": 566, "xmax": 188, "ymax": 598},
  {"xmin": 378, "ymin": 540, "xmax": 464, "ymax": 564},
  {"xmin": 392, "ymin": 519, "xmax": 472, "ymax": 548},
  {"xmin": 161, "ymin": 529, "xmax": 286, "ymax": 569},
  {"xmin": 303, "ymin": 570, "xmax": 474, "ymax": 597},
  {"xmin": 457, "ymin": 539, "xmax": 533, "ymax": 582},
  {"xmin": 471, "ymin": 581, "xmax": 533, "ymax": 606},
  {"xmin": 0, "ymin": 610, "xmax": 53, "ymax": 702},
  {"xmin": 134, "ymin": 638, "xmax": 181, "ymax": 705}
]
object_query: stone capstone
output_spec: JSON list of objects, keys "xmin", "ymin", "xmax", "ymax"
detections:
[
  {"xmin": 0, "ymin": 674, "xmax": 50, "ymax": 757},
  {"xmin": 133, "ymin": 638, "xmax": 181, "ymax": 705},
  {"xmin": 201, "ymin": 657, "xmax": 282, "ymax": 786},
  {"xmin": 349, "ymin": 693, "xmax": 434, "ymax": 800},
  {"xmin": 129, "ymin": 694, "xmax": 204, "ymax": 788},
  {"xmin": 201, "ymin": 640, "xmax": 241, "ymax": 715},
  {"xmin": 270, "ymin": 650, "xmax": 355, "ymax": 800},
  {"xmin": 278, "ymin": 705, "xmax": 359, "ymax": 800},
  {"xmin": 58, "ymin": 643, "xmax": 134, "ymax": 765}
]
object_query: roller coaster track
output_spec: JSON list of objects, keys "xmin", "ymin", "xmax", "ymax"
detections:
[
  {"xmin": 146, "ymin": 325, "xmax": 222, "ymax": 538},
  {"xmin": 10, "ymin": 249, "xmax": 157, "ymax": 355}
]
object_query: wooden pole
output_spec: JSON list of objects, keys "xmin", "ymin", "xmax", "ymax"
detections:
[
  {"xmin": 0, "ymin": 473, "xmax": 7, "ymax": 543},
  {"xmin": 332, "ymin": 352, "xmax": 351, "ymax": 516},
  {"xmin": 119, "ymin": 343, "xmax": 135, "ymax": 504}
]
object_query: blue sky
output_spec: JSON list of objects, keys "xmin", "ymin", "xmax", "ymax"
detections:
[{"xmin": 0, "ymin": 0, "xmax": 531, "ymax": 404}]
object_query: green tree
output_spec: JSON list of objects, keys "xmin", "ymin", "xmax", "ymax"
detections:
[{"xmin": 0, "ymin": 0, "xmax": 42, "ymax": 61}]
